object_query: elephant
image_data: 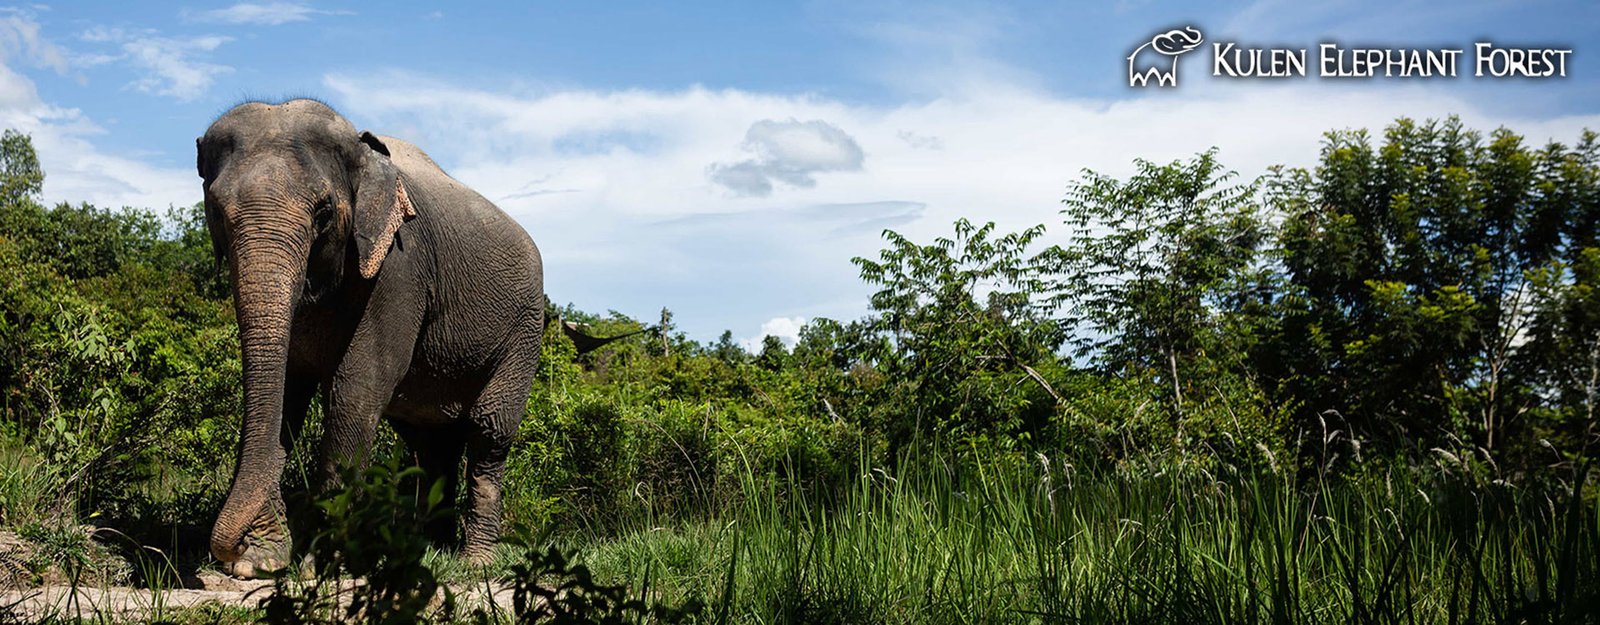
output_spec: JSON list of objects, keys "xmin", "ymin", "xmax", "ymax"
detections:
[{"xmin": 196, "ymin": 99, "xmax": 544, "ymax": 578}]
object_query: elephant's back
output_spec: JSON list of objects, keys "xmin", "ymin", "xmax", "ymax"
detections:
[
  {"xmin": 377, "ymin": 135, "xmax": 477, "ymax": 207},
  {"xmin": 379, "ymin": 135, "xmax": 537, "ymax": 254}
]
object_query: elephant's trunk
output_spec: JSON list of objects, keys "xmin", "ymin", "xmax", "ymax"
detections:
[{"xmin": 210, "ymin": 202, "xmax": 310, "ymax": 564}]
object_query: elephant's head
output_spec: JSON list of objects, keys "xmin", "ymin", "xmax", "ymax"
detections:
[{"xmin": 196, "ymin": 99, "xmax": 414, "ymax": 573}]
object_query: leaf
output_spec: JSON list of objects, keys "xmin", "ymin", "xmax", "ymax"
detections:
[{"xmin": 427, "ymin": 477, "xmax": 446, "ymax": 510}]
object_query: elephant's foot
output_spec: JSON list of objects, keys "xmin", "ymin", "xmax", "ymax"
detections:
[
  {"xmin": 461, "ymin": 471, "xmax": 503, "ymax": 567},
  {"xmin": 222, "ymin": 537, "xmax": 294, "ymax": 579},
  {"xmin": 460, "ymin": 543, "xmax": 498, "ymax": 567}
]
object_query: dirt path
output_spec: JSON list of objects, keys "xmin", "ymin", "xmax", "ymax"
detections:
[
  {"xmin": 1, "ymin": 573, "xmax": 521, "ymax": 622},
  {"xmin": 1, "ymin": 574, "xmax": 274, "ymax": 621}
]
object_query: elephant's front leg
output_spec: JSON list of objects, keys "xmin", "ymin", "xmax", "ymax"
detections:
[
  {"xmin": 316, "ymin": 279, "xmax": 424, "ymax": 489},
  {"xmin": 318, "ymin": 340, "xmax": 416, "ymax": 489}
]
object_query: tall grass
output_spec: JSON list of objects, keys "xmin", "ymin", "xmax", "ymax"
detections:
[
  {"xmin": 583, "ymin": 452, "xmax": 1600, "ymax": 624},
  {"xmin": 5, "ymin": 445, "xmax": 1592, "ymax": 623}
]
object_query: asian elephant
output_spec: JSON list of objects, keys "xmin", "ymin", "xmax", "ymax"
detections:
[{"xmin": 196, "ymin": 99, "xmax": 544, "ymax": 578}]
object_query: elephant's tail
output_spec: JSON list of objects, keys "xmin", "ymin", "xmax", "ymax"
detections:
[
  {"xmin": 561, "ymin": 322, "xmax": 656, "ymax": 355},
  {"xmin": 544, "ymin": 294, "xmax": 660, "ymax": 355}
]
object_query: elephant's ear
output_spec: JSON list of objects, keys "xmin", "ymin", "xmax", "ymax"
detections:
[
  {"xmin": 204, "ymin": 202, "xmax": 228, "ymax": 272},
  {"xmin": 352, "ymin": 131, "xmax": 417, "ymax": 279},
  {"xmin": 195, "ymin": 137, "xmax": 228, "ymax": 273}
]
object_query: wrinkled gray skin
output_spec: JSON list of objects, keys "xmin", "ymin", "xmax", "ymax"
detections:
[{"xmin": 197, "ymin": 99, "xmax": 543, "ymax": 578}]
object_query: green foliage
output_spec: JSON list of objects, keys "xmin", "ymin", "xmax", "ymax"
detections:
[
  {"xmin": 1055, "ymin": 149, "xmax": 1283, "ymax": 465},
  {"xmin": 265, "ymin": 459, "xmax": 453, "ymax": 625},
  {"xmin": 495, "ymin": 540, "xmax": 704, "ymax": 624},
  {"xmin": 0, "ymin": 440, "xmax": 52, "ymax": 527},
  {"xmin": 1524, "ymin": 248, "xmax": 1600, "ymax": 460},
  {"xmin": 1269, "ymin": 120, "xmax": 1600, "ymax": 462},
  {"xmin": 1057, "ymin": 148, "xmax": 1266, "ymax": 373},
  {"xmin": 16, "ymin": 523, "xmax": 125, "ymax": 585},
  {"xmin": 0, "ymin": 129, "xmax": 43, "ymax": 203},
  {"xmin": 0, "ymin": 130, "xmax": 236, "ymax": 556},
  {"xmin": 853, "ymin": 218, "xmax": 1067, "ymax": 450}
]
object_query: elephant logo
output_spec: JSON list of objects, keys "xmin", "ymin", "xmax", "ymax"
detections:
[{"xmin": 1128, "ymin": 27, "xmax": 1205, "ymax": 87}]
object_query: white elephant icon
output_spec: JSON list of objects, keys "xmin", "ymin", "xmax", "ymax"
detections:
[{"xmin": 1128, "ymin": 27, "xmax": 1205, "ymax": 87}]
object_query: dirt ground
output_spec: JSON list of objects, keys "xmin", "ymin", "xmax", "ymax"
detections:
[
  {"xmin": 0, "ymin": 528, "xmax": 530, "ymax": 621},
  {"xmin": 1, "ymin": 572, "xmax": 275, "ymax": 621},
  {"xmin": 1, "ymin": 572, "xmax": 521, "ymax": 622}
]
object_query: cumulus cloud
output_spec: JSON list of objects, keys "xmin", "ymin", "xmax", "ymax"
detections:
[
  {"xmin": 742, "ymin": 317, "xmax": 809, "ymax": 352},
  {"xmin": 189, "ymin": 2, "xmax": 347, "ymax": 26},
  {"xmin": 0, "ymin": 91, "xmax": 196, "ymax": 210},
  {"xmin": 80, "ymin": 27, "xmax": 232, "ymax": 101},
  {"xmin": 708, "ymin": 119, "xmax": 864, "ymax": 197}
]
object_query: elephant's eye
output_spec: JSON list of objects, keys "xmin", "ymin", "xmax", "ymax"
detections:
[{"xmin": 313, "ymin": 198, "xmax": 335, "ymax": 232}]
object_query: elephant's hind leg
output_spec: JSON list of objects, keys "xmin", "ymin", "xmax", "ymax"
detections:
[
  {"xmin": 461, "ymin": 319, "xmax": 542, "ymax": 563},
  {"xmin": 392, "ymin": 420, "xmax": 465, "ymax": 547}
]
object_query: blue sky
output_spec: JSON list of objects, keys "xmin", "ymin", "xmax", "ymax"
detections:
[{"xmin": 2, "ymin": 1, "xmax": 1597, "ymax": 346}]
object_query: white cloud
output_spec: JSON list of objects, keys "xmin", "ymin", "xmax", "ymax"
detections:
[
  {"xmin": 121, "ymin": 34, "xmax": 231, "ymax": 100},
  {"xmin": 709, "ymin": 119, "xmax": 865, "ymax": 196},
  {"xmin": 190, "ymin": 2, "xmax": 347, "ymax": 26},
  {"xmin": 321, "ymin": 73, "xmax": 1600, "ymax": 340},
  {"xmin": 743, "ymin": 317, "xmax": 809, "ymax": 352},
  {"xmin": 78, "ymin": 27, "xmax": 232, "ymax": 101},
  {"xmin": 0, "ymin": 16, "xmax": 196, "ymax": 211},
  {"xmin": 0, "ymin": 10, "xmax": 70, "ymax": 73},
  {"xmin": 843, "ymin": 3, "xmax": 1041, "ymax": 98},
  {"xmin": 0, "ymin": 88, "xmax": 196, "ymax": 210}
]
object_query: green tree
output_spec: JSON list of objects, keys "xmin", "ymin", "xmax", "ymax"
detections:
[
  {"xmin": 0, "ymin": 129, "xmax": 42, "ymax": 203},
  {"xmin": 1056, "ymin": 149, "xmax": 1268, "ymax": 419},
  {"xmin": 1270, "ymin": 119, "xmax": 1600, "ymax": 461},
  {"xmin": 1514, "ymin": 133, "xmax": 1600, "ymax": 461},
  {"xmin": 711, "ymin": 330, "xmax": 747, "ymax": 365},
  {"xmin": 853, "ymin": 218, "xmax": 1066, "ymax": 448},
  {"xmin": 755, "ymin": 334, "xmax": 789, "ymax": 371}
]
